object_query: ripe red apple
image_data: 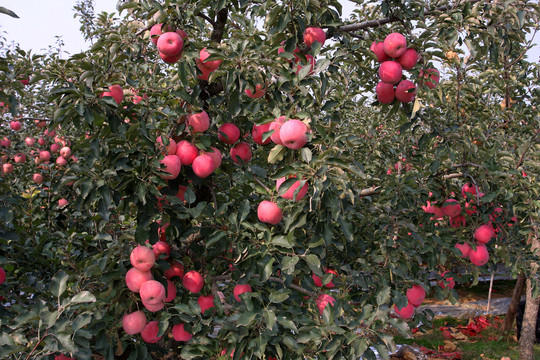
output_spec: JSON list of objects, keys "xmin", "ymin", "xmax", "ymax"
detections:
[
  {"xmin": 122, "ymin": 311, "xmax": 147, "ymax": 335},
  {"xmin": 449, "ymin": 215, "xmax": 466, "ymax": 228},
  {"xmin": 2, "ymin": 163, "xmax": 13, "ymax": 174},
  {"xmin": 188, "ymin": 111, "xmax": 210, "ymax": 133},
  {"xmin": 32, "ymin": 173, "xmax": 44, "ymax": 184},
  {"xmin": 141, "ymin": 320, "xmax": 162, "ymax": 343},
  {"xmin": 455, "ymin": 243, "xmax": 471, "ymax": 258},
  {"xmin": 130, "ymin": 245, "xmax": 156, "ymax": 272},
  {"xmin": 280, "ymin": 119, "xmax": 308, "ymax": 149},
  {"xmin": 159, "ymin": 155, "xmax": 181, "ymax": 180},
  {"xmin": 159, "ymin": 51, "xmax": 181, "ymax": 64},
  {"xmin": 303, "ymin": 27, "xmax": 326, "ymax": 47},
  {"xmin": 152, "ymin": 241, "xmax": 171, "ymax": 259},
  {"xmin": 461, "ymin": 183, "xmax": 478, "ymax": 198},
  {"xmin": 197, "ymin": 65, "xmax": 212, "ymax": 81},
  {"xmin": 165, "ymin": 260, "xmax": 184, "ymax": 279},
  {"xmin": 10, "ymin": 121, "xmax": 21, "ymax": 131},
  {"xmin": 234, "ymin": 284, "xmax": 252, "ymax": 302},
  {"xmin": 176, "ymin": 185, "xmax": 187, "ymax": 202},
  {"xmin": 394, "ymin": 302, "xmax": 415, "ymax": 319},
  {"xmin": 56, "ymin": 156, "xmax": 68, "ymax": 167},
  {"xmin": 55, "ymin": 355, "xmax": 75, "ymax": 360},
  {"xmin": 442, "ymin": 199, "xmax": 461, "ymax": 218},
  {"xmin": 218, "ymin": 123, "xmax": 241, "ymax": 144},
  {"xmin": 207, "ymin": 147, "xmax": 222, "ymax": 170},
  {"xmin": 383, "ymin": 33, "xmax": 407, "ymax": 58},
  {"xmin": 230, "ymin": 142, "xmax": 252, "ymax": 163},
  {"xmin": 198, "ymin": 48, "xmax": 222, "ymax": 71},
  {"xmin": 378, "ymin": 61, "xmax": 403, "ymax": 84},
  {"xmin": 165, "ymin": 279, "xmax": 177, "ymax": 302},
  {"xmin": 376, "ymin": 81, "xmax": 395, "ymax": 104},
  {"xmin": 370, "ymin": 41, "xmax": 390, "ymax": 62},
  {"xmin": 59, "ymin": 146, "xmax": 71, "ymax": 159},
  {"xmin": 438, "ymin": 271, "xmax": 455, "ymax": 289},
  {"xmin": 172, "ymin": 323, "xmax": 192, "ymax": 342},
  {"xmin": 406, "ymin": 284, "xmax": 426, "ymax": 307},
  {"xmin": 38, "ymin": 137, "xmax": 46, "ymax": 146},
  {"xmin": 192, "ymin": 154, "xmax": 215, "ymax": 178},
  {"xmin": 312, "ymin": 269, "xmax": 338, "ymax": 288},
  {"xmin": 245, "ymin": 84, "xmax": 266, "ymax": 98},
  {"xmin": 316, "ymin": 293, "xmax": 336, "ymax": 315},
  {"xmin": 175, "ymin": 140, "xmax": 199, "ymax": 166},
  {"xmin": 474, "ymin": 224, "xmax": 494, "ymax": 244},
  {"xmin": 25, "ymin": 137, "xmax": 36, "ymax": 146},
  {"xmin": 295, "ymin": 54, "xmax": 315, "ymax": 75},
  {"xmin": 101, "ymin": 85, "xmax": 124, "ymax": 105},
  {"xmin": 50, "ymin": 143, "xmax": 60, "ymax": 153},
  {"xmin": 157, "ymin": 32, "xmax": 183, "ymax": 57},
  {"xmin": 140, "ymin": 280, "xmax": 166, "ymax": 305},
  {"xmin": 197, "ymin": 295, "xmax": 215, "ymax": 314},
  {"xmin": 58, "ymin": 199, "xmax": 69, "ymax": 208},
  {"xmin": 395, "ymin": 80, "xmax": 416, "ymax": 103},
  {"xmin": 397, "ymin": 48, "xmax": 419, "ymax": 70},
  {"xmin": 419, "ymin": 68, "xmax": 440, "ymax": 89},
  {"xmin": 257, "ymin": 200, "xmax": 283, "ymax": 225},
  {"xmin": 14, "ymin": 153, "xmax": 26, "ymax": 163},
  {"xmin": 469, "ymin": 243, "xmax": 489, "ymax": 266},
  {"xmin": 39, "ymin": 150, "xmax": 51, "ymax": 162},
  {"xmin": 0, "ymin": 267, "xmax": 6, "ymax": 284},
  {"xmin": 183, "ymin": 270, "xmax": 204, "ymax": 293},
  {"xmin": 125, "ymin": 267, "xmax": 153, "ymax": 292},
  {"xmin": 0, "ymin": 137, "xmax": 11, "ymax": 147},
  {"xmin": 252, "ymin": 122, "xmax": 272, "ymax": 145},
  {"xmin": 276, "ymin": 176, "xmax": 308, "ymax": 201},
  {"xmin": 156, "ymin": 136, "xmax": 177, "ymax": 155},
  {"xmin": 150, "ymin": 24, "xmax": 164, "ymax": 45},
  {"xmin": 269, "ymin": 116, "xmax": 286, "ymax": 145},
  {"xmin": 143, "ymin": 301, "xmax": 165, "ymax": 312}
]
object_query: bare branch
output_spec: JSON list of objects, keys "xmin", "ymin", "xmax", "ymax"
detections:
[
  {"xmin": 359, "ymin": 186, "xmax": 381, "ymax": 197},
  {"xmin": 197, "ymin": 12, "xmax": 215, "ymax": 26}
]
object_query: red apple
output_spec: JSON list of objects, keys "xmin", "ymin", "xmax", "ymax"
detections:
[
  {"xmin": 176, "ymin": 185, "xmax": 187, "ymax": 202},
  {"xmin": 197, "ymin": 65, "xmax": 212, "ymax": 81},
  {"xmin": 295, "ymin": 54, "xmax": 315, "ymax": 75},
  {"xmin": 207, "ymin": 147, "xmax": 222, "ymax": 170},
  {"xmin": 141, "ymin": 320, "xmax": 162, "ymax": 343},
  {"xmin": 175, "ymin": 140, "xmax": 199, "ymax": 166},
  {"xmin": 230, "ymin": 142, "xmax": 252, "ymax": 163},
  {"xmin": 188, "ymin": 111, "xmax": 210, "ymax": 133},
  {"xmin": 280, "ymin": 119, "xmax": 308, "ymax": 149},
  {"xmin": 449, "ymin": 215, "xmax": 466, "ymax": 228},
  {"xmin": 383, "ymin": 33, "xmax": 407, "ymax": 58},
  {"xmin": 378, "ymin": 61, "xmax": 403, "ymax": 84},
  {"xmin": 198, "ymin": 48, "xmax": 222, "ymax": 71},
  {"xmin": 156, "ymin": 136, "xmax": 177, "ymax": 155},
  {"xmin": 397, "ymin": 48, "xmax": 419, "ymax": 70},
  {"xmin": 165, "ymin": 280, "xmax": 177, "ymax": 302},
  {"xmin": 58, "ymin": 199, "xmax": 69, "ymax": 208},
  {"xmin": 419, "ymin": 68, "xmax": 440, "ymax": 89},
  {"xmin": 469, "ymin": 243, "xmax": 489, "ymax": 266},
  {"xmin": 38, "ymin": 137, "xmax": 46, "ymax": 146},
  {"xmin": 165, "ymin": 260, "xmax": 184, "ymax": 279},
  {"xmin": 10, "ymin": 121, "xmax": 21, "ymax": 131},
  {"xmin": 172, "ymin": 323, "xmax": 192, "ymax": 342},
  {"xmin": 159, "ymin": 51, "xmax": 181, "ymax": 64},
  {"xmin": 122, "ymin": 311, "xmax": 147, "ymax": 335},
  {"xmin": 192, "ymin": 154, "xmax": 215, "ymax": 178},
  {"xmin": 395, "ymin": 80, "xmax": 416, "ymax": 103},
  {"xmin": 474, "ymin": 224, "xmax": 494, "ymax": 244},
  {"xmin": 303, "ymin": 27, "xmax": 326, "ymax": 47},
  {"xmin": 376, "ymin": 81, "xmax": 395, "ymax": 104},
  {"xmin": 0, "ymin": 137, "xmax": 11, "ymax": 147},
  {"xmin": 406, "ymin": 284, "xmax": 426, "ymax": 307},
  {"xmin": 316, "ymin": 293, "xmax": 336, "ymax": 315},
  {"xmin": 438, "ymin": 271, "xmax": 455, "ymax": 289},
  {"xmin": 442, "ymin": 199, "xmax": 461, "ymax": 218},
  {"xmin": 2, "ymin": 163, "xmax": 13, "ymax": 174},
  {"xmin": 25, "ymin": 137, "xmax": 36, "ymax": 146},
  {"xmin": 312, "ymin": 269, "xmax": 337, "ymax": 288},
  {"xmin": 455, "ymin": 243, "xmax": 471, "ymax": 258},
  {"xmin": 39, "ymin": 150, "xmax": 51, "ymax": 162},
  {"xmin": 0, "ymin": 267, "xmax": 5, "ymax": 284},
  {"xmin": 125, "ymin": 267, "xmax": 153, "ymax": 292},
  {"xmin": 59, "ymin": 146, "xmax": 71, "ymax": 159},
  {"xmin": 198, "ymin": 295, "xmax": 215, "ymax": 314},
  {"xmin": 370, "ymin": 41, "xmax": 390, "ymax": 63},
  {"xmin": 276, "ymin": 177, "xmax": 308, "ymax": 201},
  {"xmin": 257, "ymin": 200, "xmax": 283, "ymax": 225},
  {"xmin": 461, "ymin": 183, "xmax": 478, "ymax": 198},
  {"xmin": 143, "ymin": 301, "xmax": 165, "ymax": 312},
  {"xmin": 218, "ymin": 123, "xmax": 241, "ymax": 144},
  {"xmin": 152, "ymin": 241, "xmax": 171, "ymax": 259},
  {"xmin": 234, "ymin": 284, "xmax": 252, "ymax": 302},
  {"xmin": 56, "ymin": 156, "xmax": 68, "ymax": 167},
  {"xmin": 245, "ymin": 84, "xmax": 266, "ymax": 98},
  {"xmin": 150, "ymin": 24, "xmax": 164, "ymax": 45},
  {"xmin": 130, "ymin": 245, "xmax": 156, "ymax": 272},
  {"xmin": 14, "ymin": 153, "xmax": 26, "ymax": 163},
  {"xmin": 159, "ymin": 155, "xmax": 181, "ymax": 180},
  {"xmin": 183, "ymin": 270, "xmax": 204, "ymax": 293},
  {"xmin": 140, "ymin": 280, "xmax": 166, "ymax": 305},
  {"xmin": 252, "ymin": 122, "xmax": 272, "ymax": 145},
  {"xmin": 157, "ymin": 32, "xmax": 183, "ymax": 57},
  {"xmin": 50, "ymin": 143, "xmax": 60, "ymax": 153},
  {"xmin": 269, "ymin": 116, "xmax": 286, "ymax": 145},
  {"xmin": 394, "ymin": 302, "xmax": 415, "ymax": 319},
  {"xmin": 32, "ymin": 173, "xmax": 44, "ymax": 184},
  {"xmin": 101, "ymin": 85, "xmax": 124, "ymax": 105}
]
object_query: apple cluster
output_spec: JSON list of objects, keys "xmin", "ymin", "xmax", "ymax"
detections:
[{"xmin": 278, "ymin": 27, "xmax": 326, "ymax": 76}]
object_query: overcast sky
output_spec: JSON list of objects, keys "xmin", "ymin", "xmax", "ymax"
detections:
[{"xmin": 1, "ymin": 0, "xmax": 538, "ymax": 61}]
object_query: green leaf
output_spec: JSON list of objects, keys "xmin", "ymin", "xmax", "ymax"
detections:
[
  {"xmin": 304, "ymin": 254, "xmax": 321, "ymax": 275},
  {"xmin": 238, "ymin": 200, "xmax": 250, "ymax": 222},
  {"xmin": 236, "ymin": 312, "xmax": 257, "ymax": 326},
  {"xmin": 268, "ymin": 145, "xmax": 286, "ymax": 164},
  {"xmin": 70, "ymin": 291, "xmax": 96, "ymax": 304},
  {"xmin": 300, "ymin": 148, "xmax": 312, "ymax": 163},
  {"xmin": 51, "ymin": 270, "xmax": 69, "ymax": 298},
  {"xmin": 269, "ymin": 290, "xmax": 290, "ymax": 303},
  {"xmin": 376, "ymin": 286, "xmax": 391, "ymax": 305},
  {"xmin": 263, "ymin": 309, "xmax": 276, "ymax": 330},
  {"xmin": 270, "ymin": 235, "xmax": 292, "ymax": 248},
  {"xmin": 481, "ymin": 192, "xmax": 497, "ymax": 203}
]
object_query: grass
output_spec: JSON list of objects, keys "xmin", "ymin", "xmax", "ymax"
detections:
[{"xmin": 394, "ymin": 316, "xmax": 540, "ymax": 359}]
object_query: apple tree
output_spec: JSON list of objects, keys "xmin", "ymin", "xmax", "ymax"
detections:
[{"xmin": 0, "ymin": 0, "xmax": 539, "ymax": 359}]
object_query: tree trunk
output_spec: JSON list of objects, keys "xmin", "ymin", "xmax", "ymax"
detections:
[
  {"xmin": 519, "ymin": 279, "xmax": 540, "ymax": 360},
  {"xmin": 503, "ymin": 273, "xmax": 526, "ymax": 337}
]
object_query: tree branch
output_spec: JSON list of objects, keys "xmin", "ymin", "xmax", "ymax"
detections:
[
  {"xmin": 210, "ymin": 8, "xmax": 229, "ymax": 43},
  {"xmin": 197, "ymin": 12, "xmax": 215, "ymax": 26},
  {"xmin": 359, "ymin": 186, "xmax": 381, "ymax": 197}
]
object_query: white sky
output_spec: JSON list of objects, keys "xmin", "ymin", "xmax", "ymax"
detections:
[{"xmin": 0, "ymin": 0, "xmax": 538, "ymax": 61}]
